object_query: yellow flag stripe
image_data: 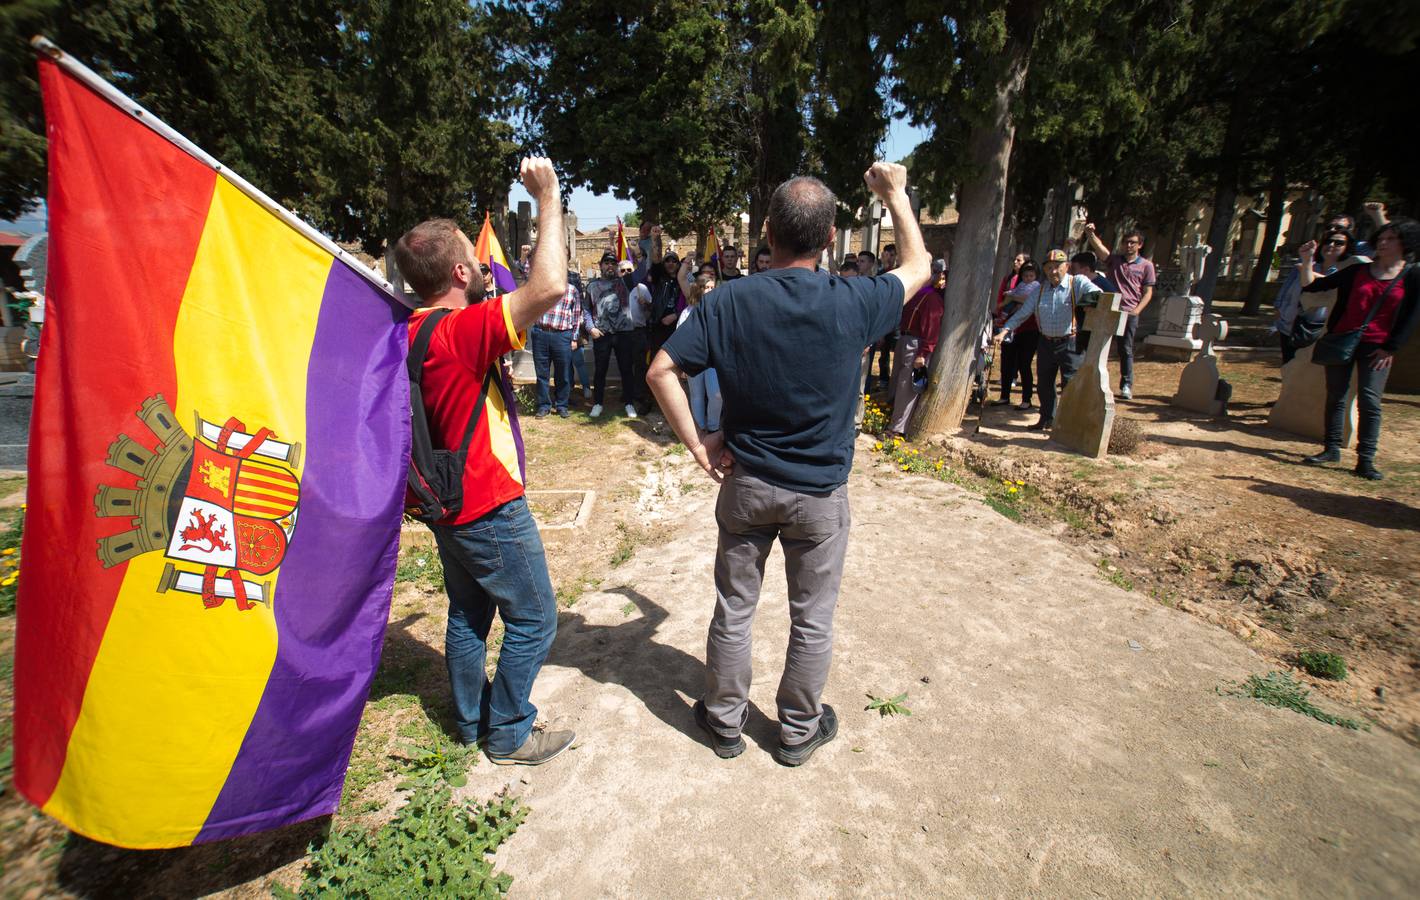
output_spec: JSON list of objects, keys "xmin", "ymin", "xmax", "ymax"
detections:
[{"xmin": 43, "ymin": 177, "xmax": 331, "ymax": 848}]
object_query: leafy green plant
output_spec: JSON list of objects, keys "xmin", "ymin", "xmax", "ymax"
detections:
[
  {"xmin": 394, "ymin": 739, "xmax": 474, "ymax": 789},
  {"xmin": 1297, "ymin": 651, "xmax": 1348, "ymax": 681},
  {"xmin": 865, "ymin": 692, "xmax": 912, "ymax": 717},
  {"xmin": 1220, "ymin": 671, "xmax": 1367, "ymax": 730},
  {"xmin": 396, "ymin": 546, "xmax": 445, "ymax": 591},
  {"xmin": 610, "ymin": 523, "xmax": 638, "ymax": 567},
  {"xmin": 514, "ymin": 384, "xmax": 538, "ymax": 416},
  {"xmin": 1096, "ymin": 559, "xmax": 1134, "ymax": 592},
  {"xmin": 281, "ymin": 784, "xmax": 526, "ymax": 898},
  {"xmin": 861, "ymin": 396, "xmax": 889, "ymax": 434}
]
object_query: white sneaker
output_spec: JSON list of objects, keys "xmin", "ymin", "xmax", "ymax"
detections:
[
  {"xmin": 625, "ymin": 404, "xmax": 638, "ymax": 419},
  {"xmin": 1120, "ymin": 385, "xmax": 1133, "ymax": 400},
  {"xmin": 590, "ymin": 404, "xmax": 603, "ymax": 417}
]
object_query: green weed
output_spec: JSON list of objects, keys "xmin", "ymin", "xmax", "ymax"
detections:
[
  {"xmin": 865, "ymin": 692, "xmax": 912, "ymax": 717},
  {"xmin": 610, "ymin": 523, "xmax": 638, "ymax": 567},
  {"xmin": 1220, "ymin": 671, "xmax": 1367, "ymax": 730},
  {"xmin": 395, "ymin": 545, "xmax": 445, "ymax": 592},
  {"xmin": 1096, "ymin": 559, "xmax": 1134, "ymax": 591},
  {"xmin": 1297, "ymin": 651, "xmax": 1348, "ymax": 681},
  {"xmin": 280, "ymin": 783, "xmax": 525, "ymax": 898}
]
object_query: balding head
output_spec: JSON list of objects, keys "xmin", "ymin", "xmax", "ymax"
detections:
[{"xmin": 767, "ymin": 176, "xmax": 837, "ymax": 258}]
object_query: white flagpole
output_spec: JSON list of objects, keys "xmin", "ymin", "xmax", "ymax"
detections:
[{"xmin": 30, "ymin": 35, "xmax": 408, "ymax": 306}]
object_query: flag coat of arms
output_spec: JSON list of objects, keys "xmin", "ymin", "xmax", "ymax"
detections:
[{"xmin": 13, "ymin": 48, "xmax": 410, "ymax": 848}]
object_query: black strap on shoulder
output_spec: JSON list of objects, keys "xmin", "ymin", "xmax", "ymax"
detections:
[{"xmin": 408, "ymin": 307, "xmax": 497, "ymax": 455}]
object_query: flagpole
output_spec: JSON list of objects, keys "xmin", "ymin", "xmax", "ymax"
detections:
[{"xmin": 29, "ymin": 36, "xmax": 403, "ymax": 305}]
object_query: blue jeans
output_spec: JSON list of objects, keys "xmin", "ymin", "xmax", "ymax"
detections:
[
  {"xmin": 431, "ymin": 496, "xmax": 557, "ymax": 753},
  {"xmin": 690, "ymin": 368, "xmax": 722, "ymax": 431},
  {"xmin": 530, "ymin": 326, "xmax": 573, "ymax": 412},
  {"xmin": 570, "ymin": 341, "xmax": 590, "ymax": 392}
]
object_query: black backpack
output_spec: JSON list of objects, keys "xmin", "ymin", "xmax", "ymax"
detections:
[{"xmin": 406, "ymin": 308, "xmax": 496, "ymax": 524}]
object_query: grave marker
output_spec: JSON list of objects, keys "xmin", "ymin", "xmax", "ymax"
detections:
[
  {"xmin": 1172, "ymin": 313, "xmax": 1230, "ymax": 416},
  {"xmin": 1055, "ymin": 292, "xmax": 1126, "ymax": 458}
]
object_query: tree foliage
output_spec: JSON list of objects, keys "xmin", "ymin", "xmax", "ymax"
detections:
[{"xmin": 0, "ymin": 0, "xmax": 518, "ymax": 254}]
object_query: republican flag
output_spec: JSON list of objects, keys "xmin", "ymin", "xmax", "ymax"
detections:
[
  {"xmin": 474, "ymin": 212, "xmax": 518, "ymax": 294},
  {"xmin": 615, "ymin": 217, "xmax": 630, "ymax": 262},
  {"xmin": 14, "ymin": 44, "xmax": 410, "ymax": 848},
  {"xmin": 704, "ymin": 229, "xmax": 722, "ymax": 276}
]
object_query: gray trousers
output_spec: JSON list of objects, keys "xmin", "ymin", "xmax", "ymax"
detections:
[{"xmin": 705, "ymin": 471, "xmax": 851, "ymax": 746}]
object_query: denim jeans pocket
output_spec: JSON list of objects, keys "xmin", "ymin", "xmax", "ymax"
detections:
[
  {"xmin": 444, "ymin": 523, "xmax": 503, "ymax": 577},
  {"xmin": 795, "ymin": 487, "xmax": 848, "ymax": 540}
]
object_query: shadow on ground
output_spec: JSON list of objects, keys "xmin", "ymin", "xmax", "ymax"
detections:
[{"xmin": 1216, "ymin": 474, "xmax": 1420, "ymax": 529}]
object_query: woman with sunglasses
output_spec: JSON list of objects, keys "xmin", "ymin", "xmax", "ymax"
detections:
[
  {"xmin": 1273, "ymin": 228, "xmax": 1363, "ymax": 364},
  {"xmin": 1298, "ymin": 218, "xmax": 1420, "ymax": 480}
]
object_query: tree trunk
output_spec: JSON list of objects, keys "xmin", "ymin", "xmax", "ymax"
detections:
[
  {"xmin": 1243, "ymin": 164, "xmax": 1286, "ymax": 315},
  {"xmin": 907, "ymin": 22, "xmax": 1035, "ymax": 439},
  {"xmin": 748, "ymin": 199, "xmax": 767, "ymax": 251},
  {"xmin": 1197, "ymin": 89, "xmax": 1249, "ymax": 312}
]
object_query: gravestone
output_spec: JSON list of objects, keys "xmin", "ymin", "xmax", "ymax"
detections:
[
  {"xmin": 1143, "ymin": 239, "xmax": 1210, "ymax": 361},
  {"xmin": 1055, "ymin": 292, "xmax": 1126, "ymax": 458},
  {"xmin": 1172, "ymin": 314, "xmax": 1230, "ymax": 416},
  {"xmin": 1267, "ymin": 274, "xmax": 1357, "ymax": 447}
]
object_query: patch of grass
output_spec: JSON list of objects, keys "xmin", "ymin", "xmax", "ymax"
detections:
[
  {"xmin": 1056, "ymin": 505, "xmax": 1091, "ymax": 532},
  {"xmin": 555, "ymin": 575, "xmax": 597, "ymax": 607},
  {"xmin": 1096, "ymin": 559, "xmax": 1134, "ymax": 591},
  {"xmin": 982, "ymin": 495, "xmax": 1023, "ymax": 521},
  {"xmin": 1148, "ymin": 587, "xmax": 1178, "ymax": 607},
  {"xmin": 865, "ymin": 692, "xmax": 912, "ymax": 717},
  {"xmin": 610, "ymin": 522, "xmax": 638, "ymax": 567},
  {"xmin": 280, "ymin": 783, "xmax": 526, "ymax": 898},
  {"xmin": 395, "ymin": 545, "xmax": 444, "ymax": 592},
  {"xmin": 1220, "ymin": 671, "xmax": 1367, "ymax": 730},
  {"xmin": 663, "ymin": 443, "xmax": 687, "ymax": 456},
  {"xmin": 1297, "ymin": 651, "xmax": 1348, "ymax": 681},
  {"xmin": 620, "ymin": 601, "xmax": 637, "ymax": 617},
  {"xmin": 0, "ymin": 476, "xmax": 25, "ymax": 497}
]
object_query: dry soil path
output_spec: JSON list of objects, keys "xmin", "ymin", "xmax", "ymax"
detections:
[{"xmin": 465, "ymin": 442, "xmax": 1420, "ymax": 898}]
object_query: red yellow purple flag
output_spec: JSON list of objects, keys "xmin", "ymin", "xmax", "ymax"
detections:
[
  {"xmin": 615, "ymin": 217, "xmax": 630, "ymax": 262},
  {"xmin": 13, "ymin": 43, "xmax": 410, "ymax": 848},
  {"xmin": 474, "ymin": 212, "xmax": 518, "ymax": 293}
]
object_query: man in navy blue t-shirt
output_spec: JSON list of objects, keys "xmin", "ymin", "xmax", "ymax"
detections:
[{"xmin": 647, "ymin": 163, "xmax": 931, "ymax": 767}]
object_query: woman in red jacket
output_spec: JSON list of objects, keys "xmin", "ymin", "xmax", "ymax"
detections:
[
  {"xmin": 888, "ymin": 260, "xmax": 947, "ymax": 435},
  {"xmin": 1299, "ymin": 219, "xmax": 1419, "ymax": 480}
]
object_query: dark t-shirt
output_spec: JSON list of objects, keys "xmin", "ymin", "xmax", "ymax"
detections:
[{"xmin": 663, "ymin": 267, "xmax": 905, "ymax": 492}]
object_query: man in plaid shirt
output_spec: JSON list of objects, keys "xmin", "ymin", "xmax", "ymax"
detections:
[
  {"xmin": 998, "ymin": 248, "xmax": 1101, "ymax": 431},
  {"xmin": 530, "ymin": 279, "xmax": 583, "ymax": 417}
]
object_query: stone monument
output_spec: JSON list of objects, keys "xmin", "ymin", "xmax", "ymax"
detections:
[
  {"xmin": 1143, "ymin": 239, "xmax": 1210, "ymax": 361},
  {"xmin": 1055, "ymin": 292, "xmax": 1127, "ymax": 458},
  {"xmin": 1267, "ymin": 270, "xmax": 1357, "ymax": 447},
  {"xmin": 1172, "ymin": 313, "xmax": 1231, "ymax": 416}
]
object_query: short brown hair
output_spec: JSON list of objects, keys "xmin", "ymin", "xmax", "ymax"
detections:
[{"xmin": 394, "ymin": 218, "xmax": 468, "ymax": 300}]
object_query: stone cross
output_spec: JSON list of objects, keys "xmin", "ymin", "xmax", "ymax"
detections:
[
  {"xmin": 1171, "ymin": 313, "xmax": 1230, "ymax": 416},
  {"xmin": 1055, "ymin": 292, "xmax": 1126, "ymax": 458}
]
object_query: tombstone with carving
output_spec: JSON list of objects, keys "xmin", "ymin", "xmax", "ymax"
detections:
[
  {"xmin": 1172, "ymin": 313, "xmax": 1231, "ymax": 415},
  {"xmin": 1144, "ymin": 239, "xmax": 1210, "ymax": 361},
  {"xmin": 1268, "ymin": 262, "xmax": 1359, "ymax": 447},
  {"xmin": 1055, "ymin": 292, "xmax": 1127, "ymax": 458}
]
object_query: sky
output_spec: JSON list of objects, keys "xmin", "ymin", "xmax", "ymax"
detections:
[
  {"xmin": 510, "ymin": 116, "xmax": 932, "ymax": 230},
  {"xmin": 3, "ymin": 118, "xmax": 933, "ymax": 237}
]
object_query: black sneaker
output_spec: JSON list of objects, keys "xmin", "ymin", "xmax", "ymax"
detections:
[
  {"xmin": 485, "ymin": 729, "xmax": 575, "ymax": 766},
  {"xmin": 1027, "ymin": 418, "xmax": 1053, "ymax": 431},
  {"xmin": 536, "ymin": 407, "xmax": 551, "ymax": 418},
  {"xmin": 1355, "ymin": 463, "xmax": 1384, "ymax": 481},
  {"xmin": 1303, "ymin": 448, "xmax": 1341, "ymax": 465},
  {"xmin": 773, "ymin": 704, "xmax": 838, "ymax": 767},
  {"xmin": 693, "ymin": 700, "xmax": 746, "ymax": 759}
]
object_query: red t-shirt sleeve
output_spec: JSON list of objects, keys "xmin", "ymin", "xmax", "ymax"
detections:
[{"xmin": 439, "ymin": 296, "xmax": 526, "ymax": 374}]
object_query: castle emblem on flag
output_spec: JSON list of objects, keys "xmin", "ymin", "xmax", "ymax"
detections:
[{"xmin": 94, "ymin": 394, "xmax": 302, "ymax": 611}]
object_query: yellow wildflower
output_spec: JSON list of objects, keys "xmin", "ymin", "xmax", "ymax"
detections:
[
  {"xmin": 1015, "ymin": 480, "xmax": 1025, "ymax": 486},
  {"xmin": 2, "ymin": 576, "xmax": 15, "ymax": 587},
  {"xmin": 874, "ymin": 441, "xmax": 883, "ymax": 451},
  {"xmin": 1, "ymin": 548, "xmax": 14, "ymax": 556},
  {"xmin": 1008, "ymin": 486, "xmax": 1019, "ymax": 494}
]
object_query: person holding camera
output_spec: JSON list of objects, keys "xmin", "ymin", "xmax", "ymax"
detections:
[{"xmin": 1298, "ymin": 219, "xmax": 1420, "ymax": 480}]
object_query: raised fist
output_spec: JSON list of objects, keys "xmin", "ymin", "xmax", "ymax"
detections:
[
  {"xmin": 864, "ymin": 161, "xmax": 908, "ymax": 199},
  {"xmin": 519, "ymin": 157, "xmax": 559, "ymax": 202},
  {"xmin": 1298, "ymin": 239, "xmax": 1317, "ymax": 259}
]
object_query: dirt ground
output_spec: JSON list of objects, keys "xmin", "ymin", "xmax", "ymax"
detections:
[{"xmin": 1, "ymin": 334, "xmax": 1419, "ymax": 896}]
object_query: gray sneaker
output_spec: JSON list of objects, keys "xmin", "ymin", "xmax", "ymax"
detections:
[
  {"xmin": 1119, "ymin": 384, "xmax": 1133, "ymax": 400},
  {"xmin": 486, "ymin": 729, "xmax": 575, "ymax": 766}
]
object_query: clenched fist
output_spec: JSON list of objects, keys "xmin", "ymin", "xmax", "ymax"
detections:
[
  {"xmin": 520, "ymin": 157, "xmax": 560, "ymax": 203},
  {"xmin": 864, "ymin": 161, "xmax": 908, "ymax": 199}
]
